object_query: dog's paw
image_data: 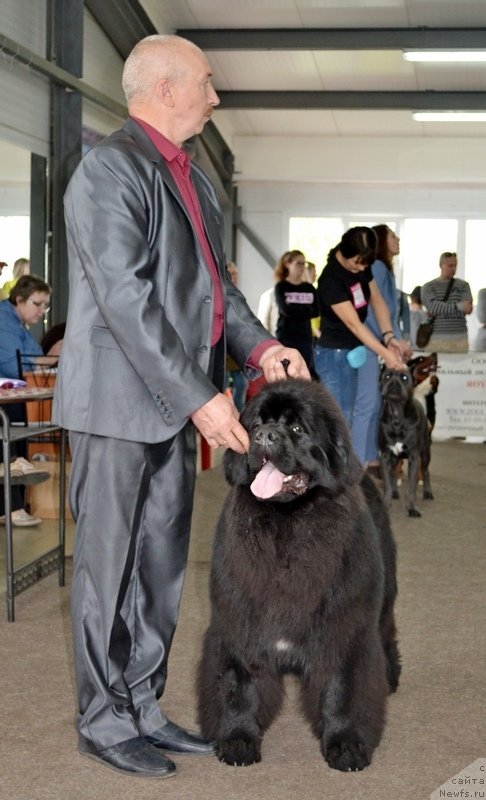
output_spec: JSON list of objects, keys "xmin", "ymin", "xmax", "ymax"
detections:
[
  {"xmin": 217, "ymin": 736, "xmax": 261, "ymax": 767},
  {"xmin": 392, "ymin": 490, "xmax": 400, "ymax": 499},
  {"xmin": 423, "ymin": 490, "xmax": 434, "ymax": 500},
  {"xmin": 324, "ymin": 736, "xmax": 371, "ymax": 772},
  {"xmin": 407, "ymin": 507, "xmax": 422, "ymax": 517}
]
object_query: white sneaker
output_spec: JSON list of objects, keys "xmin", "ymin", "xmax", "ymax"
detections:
[
  {"xmin": 0, "ymin": 508, "xmax": 42, "ymax": 527},
  {"xmin": 0, "ymin": 461, "xmax": 24, "ymax": 480},
  {"xmin": 0, "ymin": 457, "xmax": 50, "ymax": 486}
]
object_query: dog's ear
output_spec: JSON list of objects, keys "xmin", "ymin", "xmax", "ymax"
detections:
[
  {"xmin": 315, "ymin": 399, "xmax": 363, "ymax": 488},
  {"xmin": 311, "ymin": 385, "xmax": 364, "ymax": 488},
  {"xmin": 331, "ymin": 437, "xmax": 363, "ymax": 487},
  {"xmin": 345, "ymin": 448, "xmax": 364, "ymax": 485},
  {"xmin": 222, "ymin": 448, "xmax": 251, "ymax": 486}
]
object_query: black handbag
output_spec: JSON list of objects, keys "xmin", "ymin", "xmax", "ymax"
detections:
[
  {"xmin": 416, "ymin": 318, "xmax": 434, "ymax": 348},
  {"xmin": 416, "ymin": 278, "xmax": 454, "ymax": 349}
]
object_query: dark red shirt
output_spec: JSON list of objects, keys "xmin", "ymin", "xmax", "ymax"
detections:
[
  {"xmin": 132, "ymin": 117, "xmax": 278, "ymax": 368},
  {"xmin": 133, "ymin": 117, "xmax": 224, "ymax": 345}
]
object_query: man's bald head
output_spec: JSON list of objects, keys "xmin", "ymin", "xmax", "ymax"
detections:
[{"xmin": 122, "ymin": 35, "xmax": 202, "ymax": 107}]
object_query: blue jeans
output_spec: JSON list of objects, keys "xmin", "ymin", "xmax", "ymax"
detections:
[
  {"xmin": 314, "ymin": 345, "xmax": 358, "ymax": 429},
  {"xmin": 351, "ymin": 349, "xmax": 381, "ymax": 464}
]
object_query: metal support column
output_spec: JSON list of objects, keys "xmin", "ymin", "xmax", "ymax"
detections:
[{"xmin": 48, "ymin": 0, "xmax": 84, "ymax": 325}]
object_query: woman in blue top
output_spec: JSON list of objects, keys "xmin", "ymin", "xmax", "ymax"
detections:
[
  {"xmin": 0, "ymin": 275, "xmax": 51, "ymax": 527},
  {"xmin": 351, "ymin": 225, "xmax": 412, "ymax": 470},
  {"xmin": 0, "ymin": 275, "xmax": 50, "ymax": 378},
  {"xmin": 314, "ymin": 226, "xmax": 403, "ymax": 428}
]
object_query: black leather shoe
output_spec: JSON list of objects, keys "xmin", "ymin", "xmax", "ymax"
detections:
[
  {"xmin": 146, "ymin": 719, "xmax": 216, "ymax": 756},
  {"xmin": 78, "ymin": 735, "xmax": 176, "ymax": 778}
]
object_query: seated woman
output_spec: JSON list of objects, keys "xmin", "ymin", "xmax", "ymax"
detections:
[
  {"xmin": 0, "ymin": 275, "xmax": 53, "ymax": 527},
  {"xmin": 0, "ymin": 275, "xmax": 52, "ymax": 376}
]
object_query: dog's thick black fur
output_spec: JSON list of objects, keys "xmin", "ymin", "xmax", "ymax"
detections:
[
  {"xmin": 378, "ymin": 367, "xmax": 433, "ymax": 517},
  {"xmin": 197, "ymin": 379, "xmax": 400, "ymax": 772}
]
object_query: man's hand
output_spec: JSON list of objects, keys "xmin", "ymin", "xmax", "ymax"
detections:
[
  {"xmin": 259, "ymin": 345, "xmax": 311, "ymax": 382},
  {"xmin": 191, "ymin": 347, "xmax": 310, "ymax": 453},
  {"xmin": 191, "ymin": 393, "xmax": 249, "ymax": 453}
]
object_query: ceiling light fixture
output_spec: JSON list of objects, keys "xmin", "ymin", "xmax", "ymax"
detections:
[
  {"xmin": 404, "ymin": 51, "xmax": 486, "ymax": 62},
  {"xmin": 413, "ymin": 112, "xmax": 486, "ymax": 122}
]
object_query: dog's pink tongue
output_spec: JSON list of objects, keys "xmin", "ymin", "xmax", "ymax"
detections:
[{"xmin": 250, "ymin": 461, "xmax": 285, "ymax": 499}]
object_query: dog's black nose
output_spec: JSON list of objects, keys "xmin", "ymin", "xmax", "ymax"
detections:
[{"xmin": 254, "ymin": 428, "xmax": 279, "ymax": 447}]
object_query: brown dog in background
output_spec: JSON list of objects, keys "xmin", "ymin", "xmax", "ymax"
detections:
[{"xmin": 408, "ymin": 352, "xmax": 439, "ymax": 432}]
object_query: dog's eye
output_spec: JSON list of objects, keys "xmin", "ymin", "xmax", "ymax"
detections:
[
  {"xmin": 400, "ymin": 374, "xmax": 409, "ymax": 382},
  {"xmin": 291, "ymin": 424, "xmax": 303, "ymax": 434}
]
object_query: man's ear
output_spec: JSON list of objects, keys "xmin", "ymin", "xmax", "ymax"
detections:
[{"xmin": 156, "ymin": 79, "xmax": 174, "ymax": 107}]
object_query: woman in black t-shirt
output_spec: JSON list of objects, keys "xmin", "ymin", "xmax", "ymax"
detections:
[
  {"xmin": 274, "ymin": 250, "xmax": 319, "ymax": 371},
  {"xmin": 314, "ymin": 227, "xmax": 403, "ymax": 427}
]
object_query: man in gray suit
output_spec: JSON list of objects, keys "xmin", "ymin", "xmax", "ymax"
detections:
[{"xmin": 53, "ymin": 34, "xmax": 310, "ymax": 779}]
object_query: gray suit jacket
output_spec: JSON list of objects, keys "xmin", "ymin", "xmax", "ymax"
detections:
[{"xmin": 52, "ymin": 119, "xmax": 271, "ymax": 443}]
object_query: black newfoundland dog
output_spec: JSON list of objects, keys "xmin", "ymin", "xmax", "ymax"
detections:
[{"xmin": 197, "ymin": 379, "xmax": 400, "ymax": 772}]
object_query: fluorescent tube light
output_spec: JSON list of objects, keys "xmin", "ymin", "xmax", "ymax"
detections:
[
  {"xmin": 404, "ymin": 51, "xmax": 486, "ymax": 62},
  {"xmin": 413, "ymin": 112, "xmax": 486, "ymax": 122}
]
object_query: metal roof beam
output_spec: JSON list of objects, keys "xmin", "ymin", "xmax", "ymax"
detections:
[
  {"xmin": 0, "ymin": 32, "xmax": 127, "ymax": 117},
  {"xmin": 176, "ymin": 27, "xmax": 486, "ymax": 51},
  {"xmin": 216, "ymin": 91, "xmax": 486, "ymax": 110},
  {"xmin": 85, "ymin": 0, "xmax": 156, "ymax": 58}
]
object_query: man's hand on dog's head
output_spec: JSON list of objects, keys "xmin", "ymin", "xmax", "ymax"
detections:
[
  {"xmin": 259, "ymin": 345, "xmax": 311, "ymax": 382},
  {"xmin": 191, "ymin": 345, "xmax": 309, "ymax": 455},
  {"xmin": 191, "ymin": 393, "xmax": 249, "ymax": 454}
]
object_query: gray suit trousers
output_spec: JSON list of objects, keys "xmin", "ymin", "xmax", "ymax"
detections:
[{"xmin": 68, "ymin": 425, "xmax": 197, "ymax": 750}]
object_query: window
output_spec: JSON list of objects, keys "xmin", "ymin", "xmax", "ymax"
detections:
[
  {"xmin": 465, "ymin": 220, "xmax": 486, "ymax": 302},
  {"xmin": 0, "ymin": 216, "xmax": 30, "ymax": 283},
  {"xmin": 288, "ymin": 216, "xmax": 470, "ymax": 298},
  {"xmin": 289, "ymin": 217, "xmax": 344, "ymax": 278},
  {"xmin": 401, "ymin": 219, "xmax": 458, "ymax": 293}
]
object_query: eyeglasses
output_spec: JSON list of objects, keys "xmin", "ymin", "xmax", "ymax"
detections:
[{"xmin": 28, "ymin": 299, "xmax": 50, "ymax": 312}]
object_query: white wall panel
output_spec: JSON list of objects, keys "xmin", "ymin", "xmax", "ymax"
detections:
[
  {"xmin": 0, "ymin": 0, "xmax": 49, "ymax": 155},
  {"xmin": 234, "ymin": 136, "xmax": 486, "ymax": 186},
  {"xmin": 82, "ymin": 10, "xmax": 126, "ymax": 106},
  {"xmin": 83, "ymin": 99, "xmax": 124, "ymax": 139},
  {"xmin": 0, "ymin": 59, "xmax": 49, "ymax": 156},
  {"xmin": 237, "ymin": 212, "xmax": 285, "ymax": 314},
  {"xmin": 1, "ymin": 0, "xmax": 47, "ymax": 56}
]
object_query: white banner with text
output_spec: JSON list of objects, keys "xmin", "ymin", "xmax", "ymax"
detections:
[{"xmin": 433, "ymin": 352, "xmax": 486, "ymax": 441}]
